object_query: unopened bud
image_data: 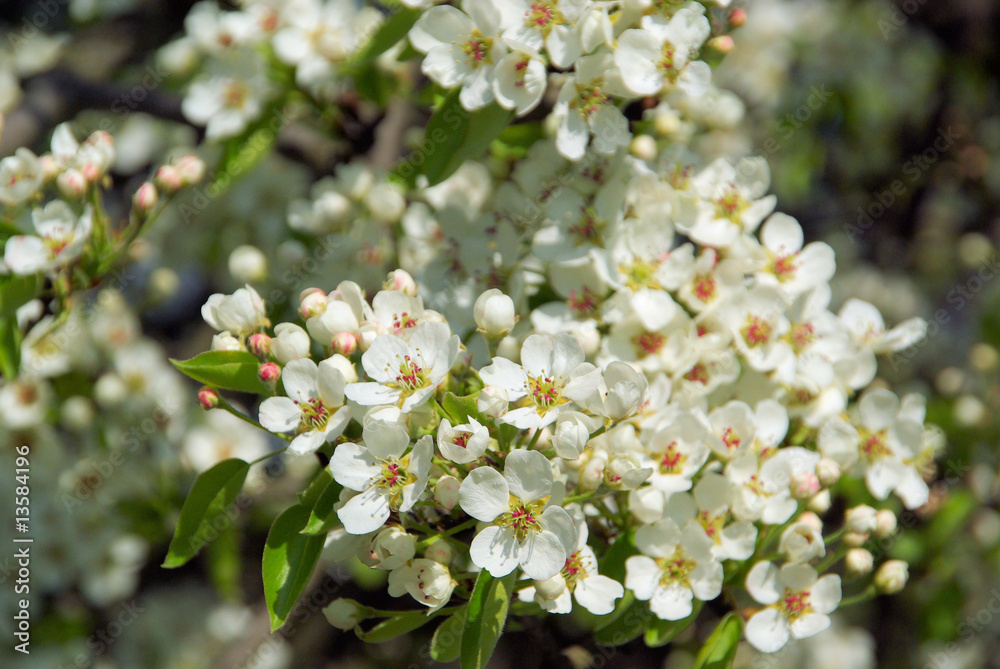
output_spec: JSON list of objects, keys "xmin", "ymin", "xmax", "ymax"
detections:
[
  {"xmin": 299, "ymin": 288, "xmax": 327, "ymax": 319},
  {"xmin": 40, "ymin": 155, "xmax": 60, "ymax": 181},
  {"xmin": 791, "ymin": 471, "xmax": 820, "ymax": 499},
  {"xmin": 258, "ymin": 362, "xmax": 281, "ymax": 384},
  {"xmin": 843, "ymin": 531, "xmax": 869, "ymax": 547},
  {"xmin": 435, "ymin": 475, "xmax": 461, "ymax": 510},
  {"xmin": 807, "ymin": 488, "xmax": 831, "ymax": 514},
  {"xmin": 56, "ymin": 169, "xmax": 87, "ymax": 198},
  {"xmin": 332, "ymin": 331, "xmax": 359, "ymax": 356},
  {"xmin": 629, "ymin": 134, "xmax": 658, "ymax": 162},
  {"xmin": 384, "ymin": 269, "xmax": 417, "ymax": 296},
  {"xmin": 155, "ymin": 165, "xmax": 183, "ymax": 193},
  {"xmin": 816, "ymin": 458, "xmax": 841, "ymax": 486},
  {"xmin": 874, "ymin": 560, "xmax": 909, "ymax": 594},
  {"xmin": 248, "ymin": 333, "xmax": 271, "ymax": 358},
  {"xmin": 324, "ymin": 599, "xmax": 366, "ymax": 631},
  {"xmin": 845, "ymin": 548, "xmax": 874, "ymax": 575},
  {"xmin": 424, "ymin": 540, "xmax": 455, "ymax": 566},
  {"xmin": 197, "ymin": 386, "xmax": 220, "ymax": 410},
  {"xmin": 229, "ymin": 245, "xmax": 268, "ymax": 283},
  {"xmin": 875, "ymin": 509, "xmax": 897, "ymax": 538},
  {"xmin": 845, "ymin": 505, "xmax": 878, "ymax": 534},
  {"xmin": 477, "ymin": 385, "xmax": 508, "ymax": 419},
  {"xmin": 133, "ymin": 182, "xmax": 158, "ymax": 213},
  {"xmin": 80, "ymin": 162, "xmax": 100, "ymax": 183},
  {"xmin": 174, "ymin": 154, "xmax": 205, "ymax": 185},
  {"xmin": 708, "ymin": 35, "xmax": 735, "ymax": 54},
  {"xmin": 729, "ymin": 8, "xmax": 747, "ymax": 27},
  {"xmin": 474, "ymin": 289, "xmax": 516, "ymax": 339}
]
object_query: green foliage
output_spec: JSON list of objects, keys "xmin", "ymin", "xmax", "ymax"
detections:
[
  {"xmin": 262, "ymin": 503, "xmax": 326, "ymax": 630},
  {"xmin": 170, "ymin": 350, "xmax": 268, "ymax": 394},
  {"xmin": 460, "ymin": 571, "xmax": 515, "ymax": 669},
  {"xmin": 693, "ymin": 613, "xmax": 744, "ymax": 669}
]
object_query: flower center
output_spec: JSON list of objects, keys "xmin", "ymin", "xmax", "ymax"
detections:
[
  {"xmin": 296, "ymin": 397, "xmax": 330, "ymax": 431},
  {"xmin": 772, "ymin": 254, "xmax": 798, "ymax": 281},
  {"xmin": 859, "ymin": 428, "xmax": 891, "ymax": 460},
  {"xmin": 498, "ymin": 496, "xmax": 545, "ymax": 542},
  {"xmin": 573, "ymin": 83, "xmax": 608, "ymax": 118},
  {"xmin": 453, "ymin": 432, "xmax": 471, "ymax": 449},
  {"xmin": 567, "ymin": 287, "xmax": 599, "ymax": 315},
  {"xmin": 692, "ymin": 275, "xmax": 716, "ymax": 302},
  {"xmin": 619, "ymin": 259, "xmax": 662, "ymax": 291},
  {"xmin": 683, "ymin": 363, "xmax": 710, "ymax": 385},
  {"xmin": 722, "ymin": 427, "xmax": 742, "ymax": 451},
  {"xmin": 527, "ymin": 373, "xmax": 563, "ymax": 411},
  {"xmin": 373, "ymin": 456, "xmax": 415, "ymax": 508},
  {"xmin": 657, "ymin": 546, "xmax": 696, "ymax": 587},
  {"xmin": 392, "ymin": 311, "xmax": 418, "ymax": 333},
  {"xmin": 786, "ymin": 322, "xmax": 816, "ymax": 353},
  {"xmin": 461, "ymin": 32, "xmax": 492, "ymax": 65},
  {"xmin": 632, "ymin": 331, "xmax": 665, "ymax": 357},
  {"xmin": 741, "ymin": 315, "xmax": 772, "ymax": 347},
  {"xmin": 714, "ymin": 185, "xmax": 746, "ymax": 223},
  {"xmin": 390, "ymin": 355, "xmax": 429, "ymax": 393},
  {"xmin": 697, "ymin": 510, "xmax": 726, "ymax": 544},
  {"xmin": 658, "ymin": 441, "xmax": 686, "ymax": 474},
  {"xmin": 779, "ymin": 588, "xmax": 812, "ymax": 619},
  {"xmin": 562, "ymin": 551, "xmax": 588, "ymax": 588},
  {"xmin": 568, "ymin": 207, "xmax": 603, "ymax": 244},
  {"xmin": 526, "ymin": 1, "xmax": 563, "ymax": 32}
]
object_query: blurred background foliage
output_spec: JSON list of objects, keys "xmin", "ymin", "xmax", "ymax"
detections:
[{"xmin": 1, "ymin": 0, "xmax": 999, "ymax": 667}]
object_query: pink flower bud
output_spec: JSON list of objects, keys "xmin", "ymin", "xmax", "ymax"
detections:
[
  {"xmin": 729, "ymin": 8, "xmax": 747, "ymax": 27},
  {"xmin": 791, "ymin": 471, "xmax": 820, "ymax": 499},
  {"xmin": 197, "ymin": 386, "xmax": 220, "ymax": 409},
  {"xmin": 56, "ymin": 169, "xmax": 87, "ymax": 198},
  {"xmin": 174, "ymin": 154, "xmax": 205, "ymax": 185},
  {"xmin": 299, "ymin": 288, "xmax": 327, "ymax": 319},
  {"xmin": 384, "ymin": 269, "xmax": 417, "ymax": 296},
  {"xmin": 39, "ymin": 155, "xmax": 60, "ymax": 181},
  {"xmin": 332, "ymin": 331, "xmax": 358, "ymax": 356},
  {"xmin": 81, "ymin": 162, "xmax": 101, "ymax": 183},
  {"xmin": 434, "ymin": 475, "xmax": 461, "ymax": 510},
  {"xmin": 248, "ymin": 333, "xmax": 272, "ymax": 358},
  {"xmin": 258, "ymin": 362, "xmax": 281, "ymax": 384},
  {"xmin": 155, "ymin": 165, "xmax": 183, "ymax": 193},
  {"xmin": 708, "ymin": 35, "xmax": 735, "ymax": 55},
  {"xmin": 133, "ymin": 182, "xmax": 158, "ymax": 213}
]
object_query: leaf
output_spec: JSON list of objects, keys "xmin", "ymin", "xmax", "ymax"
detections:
[
  {"xmin": 442, "ymin": 392, "xmax": 480, "ymax": 425},
  {"xmin": 460, "ymin": 571, "xmax": 515, "ymax": 669},
  {"xmin": 600, "ymin": 532, "xmax": 638, "ymax": 583},
  {"xmin": 301, "ymin": 472, "xmax": 345, "ymax": 535},
  {"xmin": 355, "ymin": 610, "xmax": 436, "ymax": 643},
  {"xmin": 170, "ymin": 350, "xmax": 267, "ymax": 394},
  {"xmin": 0, "ymin": 316, "xmax": 21, "ymax": 380},
  {"xmin": 693, "ymin": 613, "xmax": 744, "ymax": 669},
  {"xmin": 163, "ymin": 459, "xmax": 250, "ymax": 568},
  {"xmin": 345, "ymin": 7, "xmax": 421, "ymax": 72},
  {"xmin": 644, "ymin": 600, "xmax": 702, "ymax": 647},
  {"xmin": 593, "ymin": 594, "xmax": 647, "ymax": 647},
  {"xmin": 399, "ymin": 88, "xmax": 513, "ymax": 187},
  {"xmin": 209, "ymin": 101, "xmax": 287, "ymax": 196},
  {"xmin": 299, "ymin": 468, "xmax": 333, "ymax": 507},
  {"xmin": 263, "ymin": 503, "xmax": 327, "ymax": 631},
  {"xmin": 430, "ymin": 606, "xmax": 467, "ymax": 663},
  {"xmin": 0, "ymin": 273, "xmax": 42, "ymax": 317}
]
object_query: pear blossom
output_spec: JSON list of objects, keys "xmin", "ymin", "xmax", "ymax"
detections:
[
  {"xmin": 4, "ymin": 202, "xmax": 93, "ymax": 276},
  {"xmin": 345, "ymin": 321, "xmax": 460, "ymax": 412},
  {"xmin": 201, "ymin": 285, "xmax": 269, "ymax": 337},
  {"xmin": 498, "ymin": 0, "xmax": 588, "ymax": 68},
  {"xmin": 0, "ymin": 148, "xmax": 44, "ymax": 205},
  {"xmin": 755, "ymin": 213, "xmax": 836, "ymax": 298},
  {"xmin": 387, "ymin": 558, "xmax": 457, "ymax": 612},
  {"xmin": 479, "ymin": 333, "xmax": 602, "ymax": 429},
  {"xmin": 270, "ymin": 323, "xmax": 311, "ymax": 364},
  {"xmin": 744, "ymin": 561, "xmax": 841, "ymax": 653},
  {"xmin": 625, "ymin": 518, "xmax": 723, "ymax": 620},
  {"xmin": 458, "ymin": 449, "xmax": 575, "ymax": 580},
  {"xmin": 437, "ymin": 416, "xmax": 490, "ymax": 464},
  {"xmin": 552, "ymin": 53, "xmax": 630, "ymax": 160},
  {"xmin": 331, "ymin": 434, "xmax": 434, "ymax": 534},
  {"xmin": 409, "ymin": 0, "xmax": 508, "ymax": 111},
  {"xmin": 614, "ymin": 7, "xmax": 712, "ymax": 97},
  {"xmin": 677, "ymin": 156, "xmax": 778, "ymax": 247},
  {"xmin": 258, "ymin": 357, "xmax": 351, "ymax": 454},
  {"xmin": 492, "ymin": 47, "xmax": 547, "ymax": 116}
]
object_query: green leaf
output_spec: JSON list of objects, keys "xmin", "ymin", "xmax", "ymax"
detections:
[
  {"xmin": 298, "ymin": 468, "xmax": 333, "ymax": 507},
  {"xmin": 263, "ymin": 503, "xmax": 326, "ymax": 631},
  {"xmin": 600, "ymin": 531, "xmax": 638, "ymax": 583},
  {"xmin": 399, "ymin": 88, "xmax": 513, "ymax": 187},
  {"xmin": 644, "ymin": 600, "xmax": 702, "ymax": 647},
  {"xmin": 693, "ymin": 613, "xmax": 744, "ymax": 669},
  {"xmin": 442, "ymin": 392, "xmax": 479, "ymax": 424},
  {"xmin": 170, "ymin": 350, "xmax": 267, "ymax": 394},
  {"xmin": 209, "ymin": 101, "xmax": 286, "ymax": 196},
  {"xmin": 355, "ymin": 610, "xmax": 436, "ymax": 643},
  {"xmin": 0, "ymin": 274, "xmax": 42, "ymax": 317},
  {"xmin": 460, "ymin": 571, "xmax": 515, "ymax": 669},
  {"xmin": 301, "ymin": 471, "xmax": 345, "ymax": 535},
  {"xmin": 430, "ymin": 606, "xmax": 467, "ymax": 663},
  {"xmin": 163, "ymin": 459, "xmax": 250, "ymax": 568},
  {"xmin": 0, "ymin": 315, "xmax": 21, "ymax": 380},
  {"xmin": 593, "ymin": 594, "xmax": 647, "ymax": 646},
  {"xmin": 345, "ymin": 7, "xmax": 421, "ymax": 72}
]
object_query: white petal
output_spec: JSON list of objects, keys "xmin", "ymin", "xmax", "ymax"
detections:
[
  {"xmin": 338, "ymin": 487, "xmax": 391, "ymax": 535},
  {"xmin": 258, "ymin": 396, "xmax": 300, "ymax": 433},
  {"xmin": 790, "ymin": 612, "xmax": 830, "ymax": 640},
  {"xmin": 745, "ymin": 561, "xmax": 780, "ymax": 605},
  {"xmin": 329, "ymin": 442, "xmax": 379, "ymax": 491},
  {"xmin": 809, "ymin": 574, "xmax": 842, "ymax": 614},
  {"xmin": 504, "ymin": 449, "xmax": 553, "ymax": 502},
  {"xmin": 520, "ymin": 530, "xmax": 568, "ymax": 581},
  {"xmin": 574, "ymin": 575, "xmax": 624, "ymax": 615},
  {"xmin": 458, "ymin": 466, "xmax": 510, "ymax": 521},
  {"xmin": 469, "ymin": 525, "xmax": 520, "ymax": 576},
  {"xmin": 624, "ymin": 555, "xmax": 660, "ymax": 600},
  {"xmin": 745, "ymin": 608, "xmax": 790, "ymax": 653},
  {"xmin": 344, "ymin": 381, "xmax": 400, "ymax": 406},
  {"xmin": 288, "ymin": 430, "xmax": 326, "ymax": 455},
  {"xmin": 282, "ymin": 358, "xmax": 319, "ymax": 402},
  {"xmin": 649, "ymin": 583, "xmax": 693, "ymax": 620}
]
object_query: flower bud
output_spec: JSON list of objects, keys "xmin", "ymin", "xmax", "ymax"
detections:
[
  {"xmin": 845, "ymin": 505, "xmax": 878, "ymax": 534},
  {"xmin": 477, "ymin": 386, "xmax": 508, "ymax": 418},
  {"xmin": 808, "ymin": 488, "xmax": 831, "ymax": 514},
  {"xmin": 845, "ymin": 548, "xmax": 874, "ymax": 575},
  {"xmin": 211, "ymin": 331, "xmax": 243, "ymax": 352},
  {"xmin": 384, "ymin": 269, "xmax": 417, "ymax": 296},
  {"xmin": 365, "ymin": 183, "xmax": 406, "ymax": 223},
  {"xmin": 271, "ymin": 323, "xmax": 310, "ymax": 364},
  {"xmin": 56, "ymin": 169, "xmax": 87, "ymax": 198},
  {"xmin": 629, "ymin": 134, "xmax": 658, "ymax": 162},
  {"xmin": 874, "ymin": 560, "xmax": 909, "ymax": 594},
  {"xmin": 474, "ymin": 289, "xmax": 516, "ymax": 338},
  {"xmin": 248, "ymin": 333, "xmax": 271, "ymax": 358},
  {"xmin": 258, "ymin": 362, "xmax": 281, "ymax": 384},
  {"xmin": 60, "ymin": 396, "xmax": 94, "ymax": 431},
  {"xmin": 553, "ymin": 412, "xmax": 593, "ymax": 460},
  {"xmin": 791, "ymin": 471, "xmax": 820, "ymax": 500},
  {"xmin": 797, "ymin": 511, "xmax": 823, "ymax": 532},
  {"xmin": 434, "ymin": 475, "xmax": 461, "ymax": 510},
  {"xmin": 534, "ymin": 574, "xmax": 568, "ymax": 602},
  {"xmin": 369, "ymin": 527, "xmax": 416, "ymax": 571},
  {"xmin": 197, "ymin": 386, "xmax": 220, "ymax": 410},
  {"xmin": 815, "ymin": 458, "xmax": 841, "ymax": 486},
  {"xmin": 875, "ymin": 509, "xmax": 898, "ymax": 538},
  {"xmin": 779, "ymin": 522, "xmax": 825, "ymax": 563},
  {"xmin": 324, "ymin": 599, "xmax": 366, "ymax": 631},
  {"xmin": 299, "ymin": 288, "xmax": 328, "ymax": 319},
  {"xmin": 94, "ymin": 373, "xmax": 127, "ymax": 408},
  {"xmin": 843, "ymin": 531, "xmax": 869, "ymax": 547},
  {"xmin": 228, "ymin": 245, "xmax": 268, "ymax": 283},
  {"xmin": 708, "ymin": 35, "xmax": 734, "ymax": 54},
  {"xmin": 424, "ymin": 540, "xmax": 455, "ymax": 566},
  {"xmin": 40, "ymin": 155, "xmax": 61, "ymax": 181},
  {"xmin": 332, "ymin": 331, "xmax": 359, "ymax": 356},
  {"xmin": 729, "ymin": 8, "xmax": 747, "ymax": 27},
  {"xmin": 155, "ymin": 165, "xmax": 183, "ymax": 192},
  {"xmin": 174, "ymin": 154, "xmax": 205, "ymax": 185},
  {"xmin": 132, "ymin": 182, "xmax": 158, "ymax": 213}
]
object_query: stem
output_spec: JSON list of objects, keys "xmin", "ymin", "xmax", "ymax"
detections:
[
  {"xmin": 217, "ymin": 397, "xmax": 293, "ymax": 441},
  {"xmin": 248, "ymin": 448, "xmax": 286, "ymax": 466},
  {"xmin": 562, "ymin": 491, "xmax": 596, "ymax": 506},
  {"xmin": 417, "ymin": 518, "xmax": 478, "ymax": 549},
  {"xmin": 838, "ymin": 585, "xmax": 878, "ymax": 608}
]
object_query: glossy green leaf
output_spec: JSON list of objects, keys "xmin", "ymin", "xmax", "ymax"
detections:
[
  {"xmin": 644, "ymin": 600, "xmax": 702, "ymax": 647},
  {"xmin": 346, "ymin": 7, "xmax": 421, "ymax": 72},
  {"xmin": 693, "ymin": 613, "xmax": 744, "ymax": 669},
  {"xmin": 355, "ymin": 610, "xmax": 435, "ymax": 643},
  {"xmin": 301, "ymin": 471, "xmax": 345, "ymax": 535},
  {"xmin": 442, "ymin": 392, "xmax": 480, "ymax": 425},
  {"xmin": 430, "ymin": 606, "xmax": 467, "ymax": 663},
  {"xmin": 170, "ymin": 350, "xmax": 267, "ymax": 394},
  {"xmin": 263, "ymin": 503, "xmax": 326, "ymax": 631},
  {"xmin": 593, "ymin": 594, "xmax": 647, "ymax": 646},
  {"xmin": 0, "ymin": 273, "xmax": 42, "ymax": 317},
  {"xmin": 460, "ymin": 571, "xmax": 515, "ymax": 669},
  {"xmin": 163, "ymin": 458, "xmax": 250, "ymax": 568}
]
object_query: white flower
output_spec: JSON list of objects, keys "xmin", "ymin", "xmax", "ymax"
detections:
[
  {"xmin": 756, "ymin": 213, "xmax": 836, "ymax": 298},
  {"xmin": 479, "ymin": 333, "xmax": 602, "ymax": 429},
  {"xmin": 387, "ymin": 558, "xmax": 457, "ymax": 612},
  {"xmin": 614, "ymin": 8, "xmax": 711, "ymax": 97},
  {"xmin": 574, "ymin": 361, "xmax": 649, "ymax": 421},
  {"xmin": 331, "ymin": 433, "xmax": 434, "ymax": 534},
  {"xmin": 642, "ymin": 411, "xmax": 711, "ymax": 496},
  {"xmin": 270, "ymin": 323, "xmax": 311, "ymax": 364},
  {"xmin": 0, "ymin": 148, "xmax": 43, "ymax": 205},
  {"xmin": 182, "ymin": 50, "xmax": 272, "ymax": 141},
  {"xmin": 492, "ymin": 48, "xmax": 547, "ymax": 116},
  {"xmin": 458, "ymin": 449, "xmax": 575, "ymax": 580},
  {"xmin": 409, "ymin": 0, "xmax": 508, "ymax": 111},
  {"xmin": 677, "ymin": 156, "xmax": 777, "ymax": 247},
  {"xmin": 345, "ymin": 321, "xmax": 460, "ymax": 412},
  {"xmin": 518, "ymin": 530, "xmax": 624, "ymax": 616},
  {"xmin": 498, "ymin": 0, "xmax": 586, "ymax": 68},
  {"xmin": 258, "ymin": 357, "xmax": 351, "ymax": 454},
  {"xmin": 228, "ymin": 244, "xmax": 268, "ymax": 283},
  {"xmin": 0, "ymin": 376, "xmax": 51, "ymax": 429},
  {"xmin": 272, "ymin": 0, "xmax": 374, "ymax": 88},
  {"xmin": 625, "ymin": 518, "xmax": 723, "ymax": 620},
  {"xmin": 437, "ymin": 416, "xmax": 490, "ymax": 464},
  {"xmin": 552, "ymin": 53, "xmax": 630, "ymax": 160},
  {"xmin": 778, "ymin": 521, "xmax": 825, "ymax": 563},
  {"xmin": 201, "ymin": 284, "xmax": 268, "ymax": 337},
  {"xmin": 368, "ymin": 526, "xmax": 416, "ymax": 571},
  {"xmin": 745, "ymin": 561, "xmax": 841, "ymax": 653},
  {"xmin": 474, "ymin": 288, "xmax": 517, "ymax": 338},
  {"xmin": 4, "ymin": 202, "xmax": 93, "ymax": 275}
]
